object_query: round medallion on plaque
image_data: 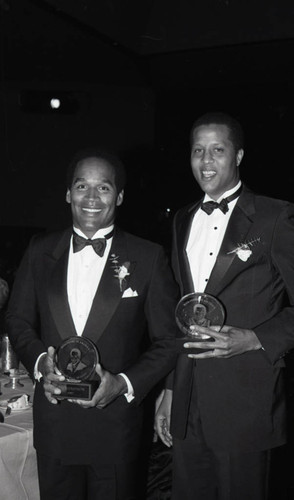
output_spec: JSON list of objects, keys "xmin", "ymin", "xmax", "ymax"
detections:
[
  {"xmin": 55, "ymin": 336, "xmax": 99, "ymax": 382},
  {"xmin": 175, "ymin": 292, "xmax": 225, "ymax": 339}
]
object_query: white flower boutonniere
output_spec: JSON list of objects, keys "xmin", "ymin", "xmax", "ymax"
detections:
[
  {"xmin": 228, "ymin": 237, "xmax": 261, "ymax": 262},
  {"xmin": 110, "ymin": 254, "xmax": 132, "ymax": 292}
]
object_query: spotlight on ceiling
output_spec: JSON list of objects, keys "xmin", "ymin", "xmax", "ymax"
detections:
[
  {"xmin": 19, "ymin": 90, "xmax": 82, "ymax": 114},
  {"xmin": 50, "ymin": 98, "xmax": 61, "ymax": 110}
]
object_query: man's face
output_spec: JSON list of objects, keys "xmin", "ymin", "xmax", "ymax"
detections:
[
  {"xmin": 71, "ymin": 350, "xmax": 80, "ymax": 363},
  {"xmin": 66, "ymin": 157, "xmax": 124, "ymax": 238},
  {"xmin": 190, "ymin": 124, "xmax": 244, "ymax": 200}
]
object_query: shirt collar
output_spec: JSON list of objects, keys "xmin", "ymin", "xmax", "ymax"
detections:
[
  {"xmin": 203, "ymin": 180, "xmax": 242, "ymax": 203},
  {"xmin": 73, "ymin": 224, "xmax": 114, "ymax": 240}
]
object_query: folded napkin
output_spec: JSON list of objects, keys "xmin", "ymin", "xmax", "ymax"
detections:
[{"xmin": 6, "ymin": 394, "xmax": 30, "ymax": 415}]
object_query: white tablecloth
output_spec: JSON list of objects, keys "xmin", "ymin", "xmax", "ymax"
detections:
[{"xmin": 0, "ymin": 375, "xmax": 39, "ymax": 500}]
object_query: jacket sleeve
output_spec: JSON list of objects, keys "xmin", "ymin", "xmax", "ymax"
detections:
[
  {"xmin": 254, "ymin": 203, "xmax": 294, "ymax": 364},
  {"xmin": 123, "ymin": 245, "xmax": 179, "ymax": 404}
]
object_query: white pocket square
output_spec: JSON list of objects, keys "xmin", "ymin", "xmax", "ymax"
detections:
[{"xmin": 122, "ymin": 287, "xmax": 138, "ymax": 298}]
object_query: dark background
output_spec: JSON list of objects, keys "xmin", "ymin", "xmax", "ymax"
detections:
[
  {"xmin": 1, "ymin": 1, "xmax": 294, "ymax": 248},
  {"xmin": 1, "ymin": 1, "xmax": 294, "ymax": 497}
]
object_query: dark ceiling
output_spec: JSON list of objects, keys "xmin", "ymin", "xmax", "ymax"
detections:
[
  {"xmin": 1, "ymin": 0, "xmax": 294, "ymax": 88},
  {"xmin": 1, "ymin": 0, "xmax": 294, "ymax": 241},
  {"xmin": 27, "ymin": 0, "xmax": 294, "ymax": 55}
]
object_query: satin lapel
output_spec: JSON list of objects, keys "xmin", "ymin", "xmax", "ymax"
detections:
[
  {"xmin": 205, "ymin": 189, "xmax": 255, "ymax": 296},
  {"xmin": 82, "ymin": 228, "xmax": 127, "ymax": 343},
  {"xmin": 177, "ymin": 202, "xmax": 201, "ymax": 295},
  {"xmin": 47, "ymin": 229, "xmax": 77, "ymax": 340}
]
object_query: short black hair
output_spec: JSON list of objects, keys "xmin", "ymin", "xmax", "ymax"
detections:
[
  {"xmin": 66, "ymin": 148, "xmax": 126, "ymax": 192},
  {"xmin": 190, "ymin": 112, "xmax": 244, "ymax": 152}
]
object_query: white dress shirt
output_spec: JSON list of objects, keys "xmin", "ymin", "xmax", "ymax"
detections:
[
  {"xmin": 187, "ymin": 181, "xmax": 242, "ymax": 292},
  {"xmin": 67, "ymin": 225, "xmax": 113, "ymax": 335}
]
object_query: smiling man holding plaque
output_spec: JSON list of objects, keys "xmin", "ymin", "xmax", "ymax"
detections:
[
  {"xmin": 155, "ymin": 112, "xmax": 294, "ymax": 500},
  {"xmin": 6, "ymin": 148, "xmax": 179, "ymax": 500}
]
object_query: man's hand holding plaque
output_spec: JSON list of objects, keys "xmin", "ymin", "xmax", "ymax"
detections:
[
  {"xmin": 39, "ymin": 346, "xmax": 65, "ymax": 405},
  {"xmin": 175, "ymin": 292, "xmax": 225, "ymax": 354},
  {"xmin": 69, "ymin": 364, "xmax": 128, "ymax": 410}
]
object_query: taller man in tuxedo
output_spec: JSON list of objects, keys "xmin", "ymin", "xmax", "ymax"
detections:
[
  {"xmin": 155, "ymin": 112, "xmax": 294, "ymax": 499},
  {"xmin": 6, "ymin": 149, "xmax": 179, "ymax": 500}
]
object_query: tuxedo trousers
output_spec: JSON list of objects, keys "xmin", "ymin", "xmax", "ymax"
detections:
[
  {"xmin": 171, "ymin": 371, "xmax": 271, "ymax": 500},
  {"xmin": 37, "ymin": 453, "xmax": 140, "ymax": 500}
]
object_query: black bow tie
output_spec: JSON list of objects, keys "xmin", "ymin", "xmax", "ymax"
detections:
[
  {"xmin": 201, "ymin": 185, "xmax": 242, "ymax": 215},
  {"xmin": 72, "ymin": 229, "xmax": 114, "ymax": 257}
]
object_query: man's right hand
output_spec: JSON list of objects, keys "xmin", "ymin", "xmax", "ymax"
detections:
[
  {"xmin": 154, "ymin": 389, "xmax": 173, "ymax": 448},
  {"xmin": 38, "ymin": 346, "xmax": 65, "ymax": 404}
]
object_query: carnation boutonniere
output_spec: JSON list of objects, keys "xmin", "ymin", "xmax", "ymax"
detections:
[
  {"xmin": 227, "ymin": 237, "xmax": 261, "ymax": 262},
  {"xmin": 110, "ymin": 254, "xmax": 133, "ymax": 292}
]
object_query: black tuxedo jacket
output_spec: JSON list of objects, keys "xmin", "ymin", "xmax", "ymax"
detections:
[
  {"xmin": 170, "ymin": 186, "xmax": 294, "ymax": 453},
  {"xmin": 6, "ymin": 227, "xmax": 179, "ymax": 465}
]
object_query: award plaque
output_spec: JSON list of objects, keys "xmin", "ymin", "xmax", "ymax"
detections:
[
  {"xmin": 175, "ymin": 293, "xmax": 225, "ymax": 352},
  {"xmin": 54, "ymin": 336, "xmax": 100, "ymax": 400}
]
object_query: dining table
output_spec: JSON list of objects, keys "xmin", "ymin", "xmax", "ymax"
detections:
[{"xmin": 0, "ymin": 372, "xmax": 40, "ymax": 500}]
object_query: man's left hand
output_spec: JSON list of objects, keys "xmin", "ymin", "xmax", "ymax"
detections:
[
  {"xmin": 68, "ymin": 363, "xmax": 128, "ymax": 409},
  {"xmin": 184, "ymin": 324, "xmax": 262, "ymax": 359}
]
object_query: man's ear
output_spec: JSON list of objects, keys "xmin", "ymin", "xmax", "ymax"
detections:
[
  {"xmin": 116, "ymin": 189, "xmax": 124, "ymax": 207},
  {"xmin": 236, "ymin": 149, "xmax": 244, "ymax": 167},
  {"xmin": 66, "ymin": 189, "xmax": 71, "ymax": 204}
]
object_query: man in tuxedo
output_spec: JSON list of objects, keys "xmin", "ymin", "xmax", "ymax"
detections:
[
  {"xmin": 155, "ymin": 112, "xmax": 294, "ymax": 499},
  {"xmin": 6, "ymin": 148, "xmax": 179, "ymax": 500}
]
